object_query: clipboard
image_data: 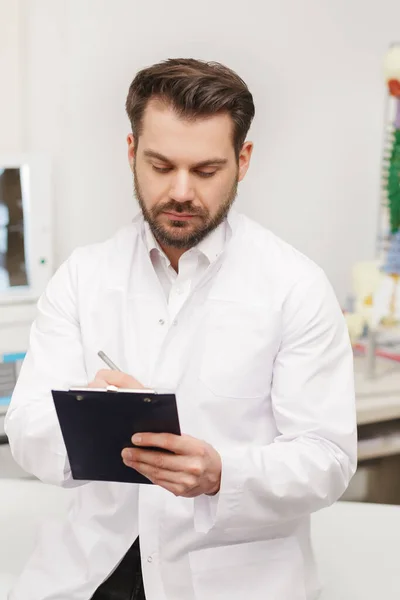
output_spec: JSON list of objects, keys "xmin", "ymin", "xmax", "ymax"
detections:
[{"xmin": 52, "ymin": 388, "xmax": 181, "ymax": 484}]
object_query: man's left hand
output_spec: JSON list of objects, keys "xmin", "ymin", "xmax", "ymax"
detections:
[{"xmin": 121, "ymin": 433, "xmax": 221, "ymax": 497}]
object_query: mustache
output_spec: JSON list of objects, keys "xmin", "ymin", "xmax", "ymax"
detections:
[{"xmin": 152, "ymin": 201, "xmax": 208, "ymax": 218}]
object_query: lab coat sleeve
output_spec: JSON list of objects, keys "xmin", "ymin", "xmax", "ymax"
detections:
[
  {"xmin": 194, "ymin": 268, "xmax": 357, "ymax": 533},
  {"xmin": 5, "ymin": 249, "xmax": 89, "ymax": 487}
]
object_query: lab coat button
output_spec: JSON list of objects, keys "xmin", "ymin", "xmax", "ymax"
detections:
[
  {"xmin": 158, "ymin": 319, "xmax": 165, "ymax": 325},
  {"xmin": 147, "ymin": 555, "xmax": 153, "ymax": 563}
]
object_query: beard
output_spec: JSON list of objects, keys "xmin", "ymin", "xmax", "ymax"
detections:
[{"xmin": 133, "ymin": 165, "xmax": 238, "ymax": 249}]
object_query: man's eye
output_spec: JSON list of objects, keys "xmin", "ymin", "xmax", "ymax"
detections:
[
  {"xmin": 196, "ymin": 171, "xmax": 216, "ymax": 178},
  {"xmin": 153, "ymin": 166, "xmax": 172, "ymax": 173}
]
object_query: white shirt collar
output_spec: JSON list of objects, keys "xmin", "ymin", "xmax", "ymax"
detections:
[{"xmin": 143, "ymin": 215, "xmax": 228, "ymax": 266}]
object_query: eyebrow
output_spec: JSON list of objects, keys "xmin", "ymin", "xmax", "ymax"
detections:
[{"xmin": 143, "ymin": 150, "xmax": 228, "ymax": 169}]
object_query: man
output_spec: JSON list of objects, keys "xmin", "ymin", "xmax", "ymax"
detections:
[{"xmin": 5, "ymin": 58, "xmax": 357, "ymax": 600}]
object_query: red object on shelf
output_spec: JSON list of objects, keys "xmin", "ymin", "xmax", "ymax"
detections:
[
  {"xmin": 353, "ymin": 342, "xmax": 400, "ymax": 363},
  {"xmin": 388, "ymin": 79, "xmax": 400, "ymax": 97}
]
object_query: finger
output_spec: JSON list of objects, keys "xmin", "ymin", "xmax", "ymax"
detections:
[
  {"xmin": 125, "ymin": 459, "xmax": 199, "ymax": 492},
  {"xmin": 131, "ymin": 433, "xmax": 199, "ymax": 455},
  {"xmin": 128, "ymin": 462, "xmax": 185, "ymax": 484},
  {"xmin": 95, "ymin": 370, "xmax": 144, "ymax": 389},
  {"xmin": 121, "ymin": 452, "xmax": 203, "ymax": 497},
  {"xmin": 122, "ymin": 448, "xmax": 186, "ymax": 472},
  {"xmin": 121, "ymin": 450, "xmax": 181, "ymax": 482}
]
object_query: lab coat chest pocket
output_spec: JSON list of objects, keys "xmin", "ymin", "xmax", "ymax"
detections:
[
  {"xmin": 199, "ymin": 301, "xmax": 281, "ymax": 399},
  {"xmin": 189, "ymin": 537, "xmax": 306, "ymax": 600}
]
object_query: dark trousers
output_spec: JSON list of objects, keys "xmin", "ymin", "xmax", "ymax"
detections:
[{"xmin": 91, "ymin": 537, "xmax": 145, "ymax": 600}]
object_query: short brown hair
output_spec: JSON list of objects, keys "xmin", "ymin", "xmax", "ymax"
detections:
[{"xmin": 125, "ymin": 58, "xmax": 255, "ymax": 159}]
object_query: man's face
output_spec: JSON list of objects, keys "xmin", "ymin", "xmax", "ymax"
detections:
[{"xmin": 127, "ymin": 99, "xmax": 252, "ymax": 249}]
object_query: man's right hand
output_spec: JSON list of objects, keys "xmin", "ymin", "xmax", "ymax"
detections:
[{"xmin": 88, "ymin": 369, "xmax": 145, "ymax": 389}]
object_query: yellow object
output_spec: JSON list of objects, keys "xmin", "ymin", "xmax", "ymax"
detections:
[
  {"xmin": 344, "ymin": 313, "xmax": 366, "ymax": 344},
  {"xmin": 380, "ymin": 274, "xmax": 400, "ymax": 327},
  {"xmin": 343, "ymin": 262, "xmax": 387, "ymax": 343},
  {"xmin": 384, "ymin": 46, "xmax": 400, "ymax": 89},
  {"xmin": 364, "ymin": 294, "xmax": 373, "ymax": 306},
  {"xmin": 352, "ymin": 261, "xmax": 384, "ymax": 330}
]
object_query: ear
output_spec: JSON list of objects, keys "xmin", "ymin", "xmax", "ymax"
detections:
[
  {"xmin": 127, "ymin": 133, "xmax": 136, "ymax": 170},
  {"xmin": 238, "ymin": 141, "xmax": 254, "ymax": 182}
]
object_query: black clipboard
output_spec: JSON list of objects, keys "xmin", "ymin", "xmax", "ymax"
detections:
[{"xmin": 52, "ymin": 388, "xmax": 181, "ymax": 484}]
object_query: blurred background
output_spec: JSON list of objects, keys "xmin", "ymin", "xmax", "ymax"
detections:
[
  {"xmin": 0, "ymin": 0, "xmax": 387, "ymax": 297},
  {"xmin": 2, "ymin": 1, "xmax": 400, "ymax": 596}
]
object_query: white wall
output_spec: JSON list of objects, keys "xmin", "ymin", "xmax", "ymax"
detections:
[
  {"xmin": 0, "ymin": 0, "xmax": 22, "ymax": 153},
  {"xmin": 4, "ymin": 0, "xmax": 400, "ymax": 302}
]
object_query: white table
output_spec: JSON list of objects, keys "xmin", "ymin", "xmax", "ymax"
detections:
[
  {"xmin": 1, "ymin": 479, "xmax": 399, "ymax": 600},
  {"xmin": 312, "ymin": 501, "xmax": 400, "ymax": 599}
]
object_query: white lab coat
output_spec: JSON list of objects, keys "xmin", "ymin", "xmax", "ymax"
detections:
[{"xmin": 5, "ymin": 210, "xmax": 357, "ymax": 600}]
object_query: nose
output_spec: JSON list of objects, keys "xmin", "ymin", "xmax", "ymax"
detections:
[{"xmin": 169, "ymin": 170, "xmax": 195, "ymax": 202}]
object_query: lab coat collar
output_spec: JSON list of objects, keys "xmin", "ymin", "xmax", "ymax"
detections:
[
  {"xmin": 104, "ymin": 209, "xmax": 240, "ymax": 292},
  {"xmin": 133, "ymin": 208, "xmax": 239, "ymax": 265},
  {"xmin": 142, "ymin": 217, "xmax": 228, "ymax": 267}
]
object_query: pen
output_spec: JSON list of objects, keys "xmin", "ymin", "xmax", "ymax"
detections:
[{"xmin": 98, "ymin": 350, "xmax": 121, "ymax": 372}]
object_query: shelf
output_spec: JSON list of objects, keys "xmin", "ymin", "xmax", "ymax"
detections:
[
  {"xmin": 355, "ymin": 355, "xmax": 400, "ymax": 425},
  {"xmin": 357, "ymin": 395, "xmax": 400, "ymax": 426},
  {"xmin": 358, "ymin": 435, "xmax": 400, "ymax": 461}
]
